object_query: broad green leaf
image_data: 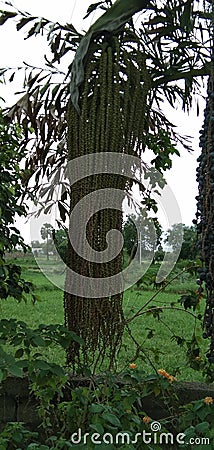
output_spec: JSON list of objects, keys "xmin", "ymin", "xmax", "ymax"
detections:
[
  {"xmin": 49, "ymin": 363, "xmax": 65, "ymax": 376},
  {"xmin": 34, "ymin": 360, "xmax": 51, "ymax": 370},
  {"xmin": 8, "ymin": 364, "xmax": 23, "ymax": 378},
  {"xmin": 0, "ymin": 368, "xmax": 4, "ymax": 382},
  {"xmin": 196, "ymin": 408, "xmax": 211, "ymax": 422},
  {"xmin": 90, "ymin": 423, "xmax": 105, "ymax": 434},
  {"xmin": 90, "ymin": 403, "xmax": 105, "ymax": 413},
  {"xmin": 102, "ymin": 412, "xmax": 121, "ymax": 427},
  {"xmin": 195, "ymin": 421, "xmax": 210, "ymax": 434},
  {"xmin": 15, "ymin": 348, "xmax": 24, "ymax": 358},
  {"xmin": 31, "ymin": 335, "xmax": 46, "ymax": 347}
]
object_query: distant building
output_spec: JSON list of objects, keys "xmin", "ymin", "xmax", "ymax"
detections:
[{"xmin": 31, "ymin": 248, "xmax": 44, "ymax": 255}]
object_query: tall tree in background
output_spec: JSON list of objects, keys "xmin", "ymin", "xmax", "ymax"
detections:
[
  {"xmin": 165, "ymin": 224, "xmax": 198, "ymax": 261},
  {"xmin": 123, "ymin": 214, "xmax": 163, "ymax": 259},
  {"xmin": 0, "ymin": 0, "xmax": 212, "ymax": 370},
  {"xmin": 40, "ymin": 223, "xmax": 54, "ymax": 260},
  {"xmin": 53, "ymin": 229, "xmax": 68, "ymax": 263}
]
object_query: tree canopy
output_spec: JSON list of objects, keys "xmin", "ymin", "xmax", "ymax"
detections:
[
  {"xmin": 165, "ymin": 224, "xmax": 198, "ymax": 261},
  {"xmin": 123, "ymin": 213, "xmax": 163, "ymax": 258},
  {"xmin": 0, "ymin": 0, "xmax": 212, "ymax": 219}
]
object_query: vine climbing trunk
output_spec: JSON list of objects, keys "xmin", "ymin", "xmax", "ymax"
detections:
[{"xmin": 64, "ymin": 36, "xmax": 150, "ymax": 371}]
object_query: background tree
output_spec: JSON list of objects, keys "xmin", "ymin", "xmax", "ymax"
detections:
[
  {"xmin": 53, "ymin": 229, "xmax": 68, "ymax": 263},
  {"xmin": 0, "ymin": 0, "xmax": 212, "ymax": 371},
  {"xmin": 40, "ymin": 223, "xmax": 54, "ymax": 260},
  {"xmin": 123, "ymin": 213, "xmax": 163, "ymax": 260},
  {"xmin": 31, "ymin": 240, "xmax": 41, "ymax": 249},
  {"xmin": 164, "ymin": 224, "xmax": 198, "ymax": 261},
  {"xmin": 0, "ymin": 100, "xmax": 33, "ymax": 301},
  {"xmin": 123, "ymin": 215, "xmax": 138, "ymax": 258}
]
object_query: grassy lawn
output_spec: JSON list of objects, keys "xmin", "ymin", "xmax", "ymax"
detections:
[
  {"xmin": 1, "ymin": 256, "xmax": 208, "ymax": 382},
  {"xmin": 122, "ymin": 289, "xmax": 205, "ymax": 381}
]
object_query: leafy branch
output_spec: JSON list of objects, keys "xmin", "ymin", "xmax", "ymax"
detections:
[{"xmin": 126, "ymin": 265, "xmax": 200, "ymax": 324}]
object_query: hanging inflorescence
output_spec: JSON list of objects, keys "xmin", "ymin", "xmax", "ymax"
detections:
[
  {"xmin": 195, "ymin": 58, "xmax": 214, "ymax": 363},
  {"xmin": 64, "ymin": 33, "xmax": 151, "ymax": 370}
]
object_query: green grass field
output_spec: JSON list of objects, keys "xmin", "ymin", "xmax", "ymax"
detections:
[{"xmin": 0, "ymin": 256, "xmax": 208, "ymax": 382}]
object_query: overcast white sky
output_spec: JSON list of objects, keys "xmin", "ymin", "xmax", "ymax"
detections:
[{"xmin": 0, "ymin": 0, "xmax": 207, "ymax": 242}]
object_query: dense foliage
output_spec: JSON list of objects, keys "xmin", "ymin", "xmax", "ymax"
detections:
[
  {"xmin": 0, "ymin": 366, "xmax": 213, "ymax": 449},
  {"xmin": 0, "ymin": 104, "xmax": 33, "ymax": 301}
]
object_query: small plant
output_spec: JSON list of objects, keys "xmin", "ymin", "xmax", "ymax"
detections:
[
  {"xmin": 177, "ymin": 397, "xmax": 214, "ymax": 449},
  {"xmin": 0, "ymin": 422, "xmax": 39, "ymax": 449}
]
